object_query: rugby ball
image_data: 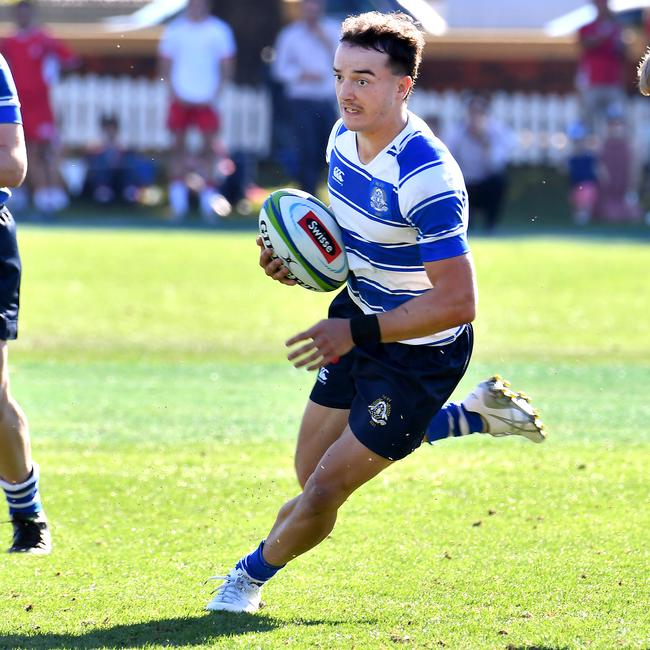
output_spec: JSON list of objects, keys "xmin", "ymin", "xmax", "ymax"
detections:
[{"xmin": 259, "ymin": 188, "xmax": 348, "ymax": 292}]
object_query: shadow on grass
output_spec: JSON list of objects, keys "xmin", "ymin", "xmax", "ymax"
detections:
[{"xmin": 0, "ymin": 612, "xmax": 361, "ymax": 649}]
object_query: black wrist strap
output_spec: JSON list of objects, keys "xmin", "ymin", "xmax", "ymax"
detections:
[{"xmin": 350, "ymin": 314, "xmax": 381, "ymax": 346}]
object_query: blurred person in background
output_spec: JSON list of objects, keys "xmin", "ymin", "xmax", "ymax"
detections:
[
  {"xmin": 272, "ymin": 0, "xmax": 340, "ymax": 197},
  {"xmin": 576, "ymin": 0, "xmax": 627, "ymax": 137},
  {"xmin": 84, "ymin": 114, "xmax": 156, "ymax": 207},
  {"xmin": 158, "ymin": 0, "xmax": 236, "ymax": 223},
  {"xmin": 0, "ymin": 53, "xmax": 51, "ymax": 554},
  {"xmin": 0, "ymin": 0, "xmax": 77, "ymax": 217},
  {"xmin": 444, "ymin": 94, "xmax": 515, "ymax": 233},
  {"xmin": 566, "ymin": 121, "xmax": 599, "ymax": 225},
  {"xmin": 595, "ymin": 104, "xmax": 641, "ymax": 222}
]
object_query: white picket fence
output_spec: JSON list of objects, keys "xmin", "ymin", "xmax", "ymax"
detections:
[
  {"xmin": 51, "ymin": 75, "xmax": 272, "ymax": 155},
  {"xmin": 51, "ymin": 75, "xmax": 650, "ymax": 165}
]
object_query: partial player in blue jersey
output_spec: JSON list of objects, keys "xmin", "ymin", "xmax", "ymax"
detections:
[
  {"xmin": 0, "ymin": 54, "xmax": 51, "ymax": 554},
  {"xmin": 206, "ymin": 12, "xmax": 543, "ymax": 613}
]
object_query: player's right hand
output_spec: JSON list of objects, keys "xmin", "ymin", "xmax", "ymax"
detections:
[{"xmin": 256, "ymin": 237, "xmax": 297, "ymax": 286}]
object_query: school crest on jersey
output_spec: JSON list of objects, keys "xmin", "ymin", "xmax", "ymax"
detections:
[
  {"xmin": 368, "ymin": 395, "xmax": 392, "ymax": 426},
  {"xmin": 369, "ymin": 181, "xmax": 389, "ymax": 214}
]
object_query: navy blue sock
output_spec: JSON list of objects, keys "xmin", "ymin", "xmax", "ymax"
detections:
[
  {"xmin": 236, "ymin": 541, "xmax": 285, "ymax": 584},
  {"xmin": 425, "ymin": 404, "xmax": 484, "ymax": 443}
]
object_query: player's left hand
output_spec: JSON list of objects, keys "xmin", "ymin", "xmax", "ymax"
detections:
[{"xmin": 286, "ymin": 318, "xmax": 353, "ymax": 370}]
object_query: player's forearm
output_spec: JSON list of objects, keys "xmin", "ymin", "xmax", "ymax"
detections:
[{"xmin": 376, "ymin": 284, "xmax": 476, "ymax": 343}]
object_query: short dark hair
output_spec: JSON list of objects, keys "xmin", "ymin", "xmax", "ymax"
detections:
[{"xmin": 339, "ymin": 12, "xmax": 425, "ymax": 86}]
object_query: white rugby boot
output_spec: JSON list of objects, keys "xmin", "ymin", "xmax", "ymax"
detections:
[
  {"xmin": 205, "ymin": 567, "xmax": 262, "ymax": 613},
  {"xmin": 462, "ymin": 375, "xmax": 546, "ymax": 443}
]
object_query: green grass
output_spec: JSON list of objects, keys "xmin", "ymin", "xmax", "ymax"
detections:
[
  {"xmin": 0, "ymin": 227, "xmax": 648, "ymax": 649},
  {"xmin": 15, "ymin": 228, "xmax": 650, "ymax": 363}
]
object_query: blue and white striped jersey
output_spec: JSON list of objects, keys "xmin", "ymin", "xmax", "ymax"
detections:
[
  {"xmin": 326, "ymin": 111, "xmax": 470, "ymax": 346},
  {"xmin": 0, "ymin": 54, "xmax": 22, "ymax": 205}
]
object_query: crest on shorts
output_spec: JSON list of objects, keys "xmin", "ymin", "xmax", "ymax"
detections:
[
  {"xmin": 369, "ymin": 181, "xmax": 389, "ymax": 214},
  {"xmin": 369, "ymin": 395, "xmax": 391, "ymax": 426}
]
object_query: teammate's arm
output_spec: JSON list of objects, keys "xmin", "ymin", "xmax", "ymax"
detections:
[{"xmin": 0, "ymin": 123, "xmax": 26, "ymax": 187}]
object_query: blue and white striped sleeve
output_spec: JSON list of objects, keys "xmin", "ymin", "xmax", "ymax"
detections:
[
  {"xmin": 398, "ymin": 142, "xmax": 469, "ymax": 263},
  {"xmin": 0, "ymin": 54, "xmax": 21, "ymax": 125}
]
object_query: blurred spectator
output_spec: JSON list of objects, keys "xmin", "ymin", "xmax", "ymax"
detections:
[
  {"xmin": 158, "ymin": 0, "xmax": 236, "ymax": 223},
  {"xmin": 0, "ymin": 0, "xmax": 78, "ymax": 216},
  {"xmin": 595, "ymin": 105, "xmax": 642, "ymax": 222},
  {"xmin": 272, "ymin": 0, "xmax": 340, "ymax": 196},
  {"xmin": 566, "ymin": 121, "xmax": 599, "ymax": 225},
  {"xmin": 576, "ymin": 0, "xmax": 627, "ymax": 137},
  {"xmin": 444, "ymin": 95, "xmax": 515, "ymax": 233},
  {"xmin": 84, "ymin": 115, "xmax": 156, "ymax": 206}
]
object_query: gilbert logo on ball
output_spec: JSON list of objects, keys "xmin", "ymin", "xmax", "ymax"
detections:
[{"xmin": 259, "ymin": 188, "xmax": 349, "ymax": 292}]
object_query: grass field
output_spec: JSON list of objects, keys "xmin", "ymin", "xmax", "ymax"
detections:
[{"xmin": 0, "ymin": 226, "xmax": 648, "ymax": 649}]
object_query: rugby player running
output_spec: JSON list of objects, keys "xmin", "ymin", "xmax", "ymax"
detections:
[{"xmin": 206, "ymin": 11, "xmax": 544, "ymax": 613}]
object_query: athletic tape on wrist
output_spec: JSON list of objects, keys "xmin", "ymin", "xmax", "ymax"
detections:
[{"xmin": 350, "ymin": 314, "xmax": 381, "ymax": 346}]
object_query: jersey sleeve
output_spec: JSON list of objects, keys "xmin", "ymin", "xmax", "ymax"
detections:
[
  {"xmin": 0, "ymin": 55, "xmax": 21, "ymax": 125},
  {"xmin": 398, "ymin": 140, "xmax": 469, "ymax": 263}
]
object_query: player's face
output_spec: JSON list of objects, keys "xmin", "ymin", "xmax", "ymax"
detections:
[{"xmin": 333, "ymin": 43, "xmax": 412, "ymax": 139}]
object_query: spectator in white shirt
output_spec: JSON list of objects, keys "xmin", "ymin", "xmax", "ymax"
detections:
[
  {"xmin": 272, "ymin": 0, "xmax": 340, "ymax": 196},
  {"xmin": 158, "ymin": 0, "xmax": 236, "ymax": 222},
  {"xmin": 444, "ymin": 95, "xmax": 515, "ymax": 233}
]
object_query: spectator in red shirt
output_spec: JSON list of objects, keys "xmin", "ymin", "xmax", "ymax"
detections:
[
  {"xmin": 576, "ymin": 0, "xmax": 627, "ymax": 137},
  {"xmin": 1, "ymin": 0, "xmax": 77, "ymax": 216}
]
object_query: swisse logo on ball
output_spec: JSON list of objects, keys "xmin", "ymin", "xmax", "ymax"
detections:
[{"xmin": 298, "ymin": 211, "xmax": 342, "ymax": 263}]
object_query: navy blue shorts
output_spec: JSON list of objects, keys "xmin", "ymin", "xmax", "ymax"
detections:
[
  {"xmin": 310, "ymin": 290, "xmax": 473, "ymax": 461},
  {"xmin": 0, "ymin": 208, "xmax": 21, "ymax": 341}
]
